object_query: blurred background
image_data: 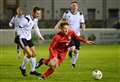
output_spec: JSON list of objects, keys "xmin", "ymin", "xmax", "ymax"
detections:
[
  {"xmin": 0, "ymin": 0, "xmax": 120, "ymax": 28},
  {"xmin": 0, "ymin": 0, "xmax": 120, "ymax": 45},
  {"xmin": 0, "ymin": 1, "xmax": 119, "ymax": 82}
]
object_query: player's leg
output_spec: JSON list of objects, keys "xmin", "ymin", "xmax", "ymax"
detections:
[
  {"xmin": 68, "ymin": 46, "xmax": 75, "ymax": 57},
  {"xmin": 38, "ymin": 67, "xmax": 54, "ymax": 80},
  {"xmin": 68, "ymin": 40, "xmax": 75, "ymax": 58},
  {"xmin": 38, "ymin": 57, "xmax": 59, "ymax": 80},
  {"xmin": 68, "ymin": 49, "xmax": 72, "ymax": 58},
  {"xmin": 16, "ymin": 44, "xmax": 20, "ymax": 58},
  {"xmin": 72, "ymin": 41, "xmax": 80, "ymax": 68},
  {"xmin": 72, "ymin": 49, "xmax": 79, "ymax": 68},
  {"xmin": 38, "ymin": 53, "xmax": 66, "ymax": 80},
  {"xmin": 19, "ymin": 38, "xmax": 32, "ymax": 76},
  {"xmin": 36, "ymin": 58, "xmax": 44, "ymax": 68},
  {"xmin": 29, "ymin": 46, "xmax": 40, "ymax": 76},
  {"xmin": 36, "ymin": 56, "xmax": 55, "ymax": 69},
  {"xmin": 23, "ymin": 49, "xmax": 26, "ymax": 55},
  {"xmin": 36, "ymin": 51, "xmax": 58, "ymax": 68},
  {"xmin": 19, "ymin": 46, "xmax": 32, "ymax": 76},
  {"xmin": 15, "ymin": 35, "xmax": 26, "ymax": 59},
  {"xmin": 14, "ymin": 35, "xmax": 21, "ymax": 59}
]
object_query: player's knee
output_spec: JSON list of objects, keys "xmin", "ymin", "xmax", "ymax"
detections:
[
  {"xmin": 51, "ymin": 64, "xmax": 58, "ymax": 70},
  {"xmin": 32, "ymin": 54, "xmax": 36, "ymax": 57},
  {"xmin": 69, "ymin": 46, "xmax": 75, "ymax": 52},
  {"xmin": 23, "ymin": 50, "xmax": 26, "ymax": 55},
  {"xmin": 26, "ymin": 53, "xmax": 32, "ymax": 58},
  {"xmin": 24, "ymin": 48, "xmax": 33, "ymax": 57},
  {"xmin": 48, "ymin": 57, "xmax": 59, "ymax": 69},
  {"xmin": 26, "ymin": 55, "xmax": 31, "ymax": 58},
  {"xmin": 25, "ymin": 51, "xmax": 33, "ymax": 58},
  {"xmin": 33, "ymin": 51, "xmax": 37, "ymax": 57},
  {"xmin": 74, "ymin": 49, "xmax": 79, "ymax": 54}
]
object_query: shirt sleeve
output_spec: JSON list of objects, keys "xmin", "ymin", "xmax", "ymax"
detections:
[
  {"xmin": 9, "ymin": 16, "xmax": 15, "ymax": 27},
  {"xmin": 80, "ymin": 14, "xmax": 85, "ymax": 23},
  {"xmin": 33, "ymin": 19, "xmax": 38, "ymax": 28},
  {"xmin": 33, "ymin": 19, "xmax": 44, "ymax": 39},
  {"xmin": 49, "ymin": 35, "xmax": 60, "ymax": 57}
]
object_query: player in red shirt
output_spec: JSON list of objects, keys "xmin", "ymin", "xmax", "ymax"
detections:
[{"xmin": 37, "ymin": 21, "xmax": 94, "ymax": 80}]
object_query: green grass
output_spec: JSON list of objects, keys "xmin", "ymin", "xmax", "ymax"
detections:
[{"xmin": 0, "ymin": 44, "xmax": 119, "ymax": 82}]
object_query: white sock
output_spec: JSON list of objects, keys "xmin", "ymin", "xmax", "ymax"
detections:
[
  {"xmin": 17, "ymin": 48, "xmax": 20, "ymax": 55},
  {"xmin": 72, "ymin": 54, "xmax": 79, "ymax": 64},
  {"xmin": 30, "ymin": 57, "xmax": 36, "ymax": 72},
  {"xmin": 21, "ymin": 56, "xmax": 29, "ymax": 69}
]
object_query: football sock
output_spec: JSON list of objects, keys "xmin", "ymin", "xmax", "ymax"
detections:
[
  {"xmin": 43, "ymin": 67, "xmax": 54, "ymax": 78},
  {"xmin": 30, "ymin": 57, "xmax": 36, "ymax": 72},
  {"xmin": 21, "ymin": 56, "xmax": 29, "ymax": 69},
  {"xmin": 72, "ymin": 54, "xmax": 78, "ymax": 64}
]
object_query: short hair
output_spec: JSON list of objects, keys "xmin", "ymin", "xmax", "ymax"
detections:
[
  {"xmin": 71, "ymin": 0, "xmax": 78, "ymax": 4},
  {"xmin": 59, "ymin": 21, "xmax": 69, "ymax": 29},
  {"xmin": 33, "ymin": 7, "xmax": 40, "ymax": 13},
  {"xmin": 15, "ymin": 7, "xmax": 24, "ymax": 15}
]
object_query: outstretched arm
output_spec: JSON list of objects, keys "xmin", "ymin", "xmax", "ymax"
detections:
[
  {"xmin": 9, "ymin": 16, "xmax": 15, "ymax": 27},
  {"xmin": 80, "ymin": 14, "xmax": 86, "ymax": 31},
  {"xmin": 54, "ymin": 19, "xmax": 63, "ymax": 33},
  {"xmin": 34, "ymin": 26, "xmax": 44, "ymax": 40},
  {"xmin": 81, "ymin": 23, "xmax": 86, "ymax": 31},
  {"xmin": 72, "ymin": 31, "xmax": 94, "ymax": 44},
  {"xmin": 34, "ymin": 20, "xmax": 44, "ymax": 40}
]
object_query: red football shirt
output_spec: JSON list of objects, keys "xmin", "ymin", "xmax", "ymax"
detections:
[{"xmin": 49, "ymin": 30, "xmax": 87, "ymax": 57}]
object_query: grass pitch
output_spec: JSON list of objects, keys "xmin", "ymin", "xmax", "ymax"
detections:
[{"xmin": 0, "ymin": 44, "xmax": 119, "ymax": 82}]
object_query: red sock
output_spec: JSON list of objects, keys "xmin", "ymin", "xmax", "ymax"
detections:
[{"xmin": 43, "ymin": 67, "xmax": 54, "ymax": 78}]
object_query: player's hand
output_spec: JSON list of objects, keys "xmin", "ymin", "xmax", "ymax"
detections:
[
  {"xmin": 40, "ymin": 37, "xmax": 45, "ymax": 40},
  {"xmin": 86, "ymin": 40, "xmax": 95, "ymax": 44},
  {"xmin": 81, "ymin": 27, "xmax": 85, "ymax": 31},
  {"xmin": 81, "ymin": 24, "xmax": 86, "ymax": 31}
]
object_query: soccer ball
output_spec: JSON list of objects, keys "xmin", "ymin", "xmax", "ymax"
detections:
[{"xmin": 92, "ymin": 69, "xmax": 103, "ymax": 80}]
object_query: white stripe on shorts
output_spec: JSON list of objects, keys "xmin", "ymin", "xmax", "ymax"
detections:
[{"xmin": 19, "ymin": 38, "xmax": 25, "ymax": 48}]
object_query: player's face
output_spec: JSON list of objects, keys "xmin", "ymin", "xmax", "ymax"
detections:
[
  {"xmin": 61, "ymin": 25, "xmax": 69, "ymax": 35},
  {"xmin": 32, "ymin": 10, "xmax": 41, "ymax": 18},
  {"xmin": 70, "ymin": 3, "xmax": 78, "ymax": 12}
]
